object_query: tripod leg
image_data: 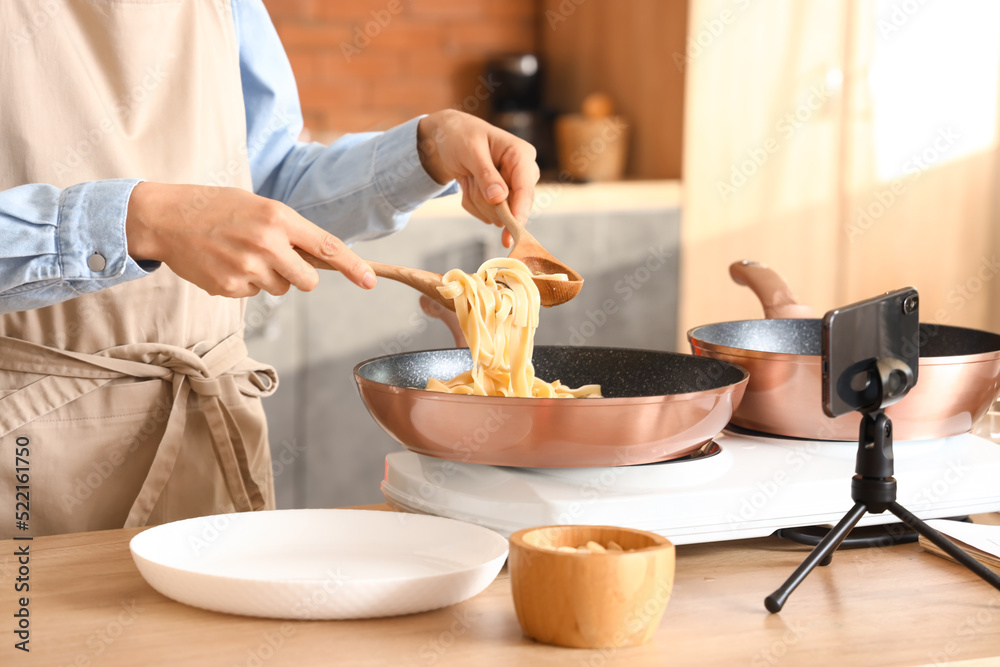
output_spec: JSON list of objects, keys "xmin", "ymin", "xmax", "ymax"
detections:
[
  {"xmin": 765, "ymin": 502, "xmax": 868, "ymax": 613},
  {"xmin": 889, "ymin": 502, "xmax": 1000, "ymax": 591}
]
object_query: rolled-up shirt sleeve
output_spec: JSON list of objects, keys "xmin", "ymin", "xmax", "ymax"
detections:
[
  {"xmin": 0, "ymin": 180, "xmax": 157, "ymax": 314},
  {"xmin": 235, "ymin": 0, "xmax": 457, "ymax": 244},
  {"xmin": 0, "ymin": 0, "xmax": 456, "ymax": 315}
]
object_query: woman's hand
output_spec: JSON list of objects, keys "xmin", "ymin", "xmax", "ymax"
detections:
[
  {"xmin": 125, "ymin": 183, "xmax": 376, "ymax": 297},
  {"xmin": 417, "ymin": 110, "xmax": 541, "ymax": 247}
]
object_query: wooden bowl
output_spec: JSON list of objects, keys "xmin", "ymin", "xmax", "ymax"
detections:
[{"xmin": 508, "ymin": 525, "xmax": 675, "ymax": 648}]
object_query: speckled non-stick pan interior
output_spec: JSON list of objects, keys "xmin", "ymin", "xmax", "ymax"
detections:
[
  {"xmin": 356, "ymin": 346, "xmax": 747, "ymax": 398},
  {"xmin": 689, "ymin": 320, "xmax": 1000, "ymax": 358}
]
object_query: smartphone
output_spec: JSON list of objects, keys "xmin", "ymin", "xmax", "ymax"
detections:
[{"xmin": 821, "ymin": 288, "xmax": 920, "ymax": 418}]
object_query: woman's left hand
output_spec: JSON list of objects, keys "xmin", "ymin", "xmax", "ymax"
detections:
[{"xmin": 417, "ymin": 110, "xmax": 541, "ymax": 247}]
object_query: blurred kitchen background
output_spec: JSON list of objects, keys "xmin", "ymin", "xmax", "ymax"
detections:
[{"xmin": 249, "ymin": 0, "xmax": 1000, "ymax": 509}]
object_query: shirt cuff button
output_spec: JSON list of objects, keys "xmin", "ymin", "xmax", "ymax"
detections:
[{"xmin": 88, "ymin": 252, "xmax": 107, "ymax": 272}]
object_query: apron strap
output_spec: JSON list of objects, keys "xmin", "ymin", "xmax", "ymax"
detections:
[{"xmin": 0, "ymin": 331, "xmax": 276, "ymax": 526}]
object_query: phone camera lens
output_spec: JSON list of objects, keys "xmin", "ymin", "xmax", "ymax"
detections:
[{"xmin": 903, "ymin": 294, "xmax": 918, "ymax": 315}]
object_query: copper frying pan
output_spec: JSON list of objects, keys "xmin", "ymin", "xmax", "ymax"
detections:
[
  {"xmin": 687, "ymin": 261, "xmax": 1000, "ymax": 441},
  {"xmin": 354, "ymin": 345, "xmax": 749, "ymax": 467}
]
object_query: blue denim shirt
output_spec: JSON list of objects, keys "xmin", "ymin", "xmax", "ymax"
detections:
[{"xmin": 0, "ymin": 0, "xmax": 456, "ymax": 314}]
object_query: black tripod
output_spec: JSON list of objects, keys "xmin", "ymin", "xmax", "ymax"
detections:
[{"xmin": 765, "ymin": 368, "xmax": 1000, "ymax": 613}]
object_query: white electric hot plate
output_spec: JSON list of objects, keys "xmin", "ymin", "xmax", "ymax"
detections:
[
  {"xmin": 382, "ymin": 432, "xmax": 1000, "ymax": 545},
  {"xmin": 130, "ymin": 509, "xmax": 508, "ymax": 619}
]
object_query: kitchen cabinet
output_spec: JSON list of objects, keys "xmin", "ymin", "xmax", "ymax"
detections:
[{"xmin": 246, "ymin": 182, "xmax": 681, "ymax": 509}]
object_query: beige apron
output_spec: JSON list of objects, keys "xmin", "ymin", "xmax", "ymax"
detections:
[{"xmin": 0, "ymin": 0, "xmax": 277, "ymax": 538}]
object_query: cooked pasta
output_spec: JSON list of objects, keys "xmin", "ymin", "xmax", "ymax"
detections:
[{"xmin": 425, "ymin": 258, "xmax": 602, "ymax": 398}]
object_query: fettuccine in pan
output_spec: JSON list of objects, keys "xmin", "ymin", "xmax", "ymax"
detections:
[{"xmin": 426, "ymin": 258, "xmax": 601, "ymax": 398}]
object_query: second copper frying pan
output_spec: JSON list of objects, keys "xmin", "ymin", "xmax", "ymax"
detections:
[{"xmin": 687, "ymin": 261, "xmax": 1000, "ymax": 441}]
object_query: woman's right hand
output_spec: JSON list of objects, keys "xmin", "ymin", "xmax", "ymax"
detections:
[{"xmin": 125, "ymin": 183, "xmax": 376, "ymax": 297}]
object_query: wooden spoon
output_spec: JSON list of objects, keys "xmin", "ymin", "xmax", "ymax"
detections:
[
  {"xmin": 295, "ymin": 249, "xmax": 455, "ymax": 311},
  {"xmin": 494, "ymin": 200, "xmax": 583, "ymax": 307}
]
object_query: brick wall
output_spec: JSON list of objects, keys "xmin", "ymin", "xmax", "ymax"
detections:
[{"xmin": 262, "ymin": 0, "xmax": 538, "ymax": 141}]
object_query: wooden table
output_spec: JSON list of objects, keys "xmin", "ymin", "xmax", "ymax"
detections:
[{"xmin": 3, "ymin": 508, "xmax": 1000, "ymax": 666}]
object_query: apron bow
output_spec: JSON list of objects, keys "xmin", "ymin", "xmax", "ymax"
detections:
[{"xmin": 0, "ymin": 331, "xmax": 277, "ymax": 526}]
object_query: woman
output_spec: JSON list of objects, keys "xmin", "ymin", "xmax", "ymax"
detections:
[{"xmin": 0, "ymin": 0, "xmax": 539, "ymax": 537}]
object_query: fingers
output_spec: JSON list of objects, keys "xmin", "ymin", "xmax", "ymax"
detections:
[
  {"xmin": 284, "ymin": 212, "xmax": 377, "ymax": 289},
  {"xmin": 459, "ymin": 176, "xmax": 501, "ymax": 229},
  {"xmin": 416, "ymin": 111, "xmax": 540, "ymax": 248},
  {"xmin": 458, "ymin": 179, "xmax": 513, "ymax": 249},
  {"xmin": 252, "ymin": 271, "xmax": 293, "ymax": 297},
  {"xmin": 226, "ymin": 283, "xmax": 262, "ymax": 299},
  {"xmin": 462, "ymin": 126, "xmax": 539, "ymax": 234},
  {"xmin": 469, "ymin": 140, "xmax": 508, "ymax": 206},
  {"xmin": 497, "ymin": 143, "xmax": 540, "ymax": 223},
  {"xmin": 273, "ymin": 245, "xmax": 320, "ymax": 292}
]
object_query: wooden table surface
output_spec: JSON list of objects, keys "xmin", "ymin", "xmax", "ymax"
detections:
[{"xmin": 2, "ymin": 508, "xmax": 1000, "ymax": 667}]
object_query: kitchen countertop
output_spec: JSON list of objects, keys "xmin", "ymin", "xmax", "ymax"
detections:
[{"xmin": 3, "ymin": 507, "xmax": 999, "ymax": 666}]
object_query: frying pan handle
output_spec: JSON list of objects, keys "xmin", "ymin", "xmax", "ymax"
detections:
[
  {"xmin": 729, "ymin": 260, "xmax": 815, "ymax": 320},
  {"xmin": 419, "ymin": 296, "xmax": 467, "ymax": 348}
]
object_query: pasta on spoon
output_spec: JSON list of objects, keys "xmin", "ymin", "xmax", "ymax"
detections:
[{"xmin": 426, "ymin": 258, "xmax": 601, "ymax": 398}]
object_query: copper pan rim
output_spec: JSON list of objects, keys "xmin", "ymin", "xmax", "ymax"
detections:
[
  {"xmin": 355, "ymin": 373, "xmax": 750, "ymax": 405},
  {"xmin": 688, "ymin": 321, "xmax": 1000, "ymax": 366},
  {"xmin": 353, "ymin": 345, "xmax": 751, "ymax": 403},
  {"xmin": 688, "ymin": 337, "xmax": 816, "ymax": 364}
]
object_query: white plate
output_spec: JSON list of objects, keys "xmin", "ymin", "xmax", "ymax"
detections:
[{"xmin": 129, "ymin": 509, "xmax": 509, "ymax": 619}]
